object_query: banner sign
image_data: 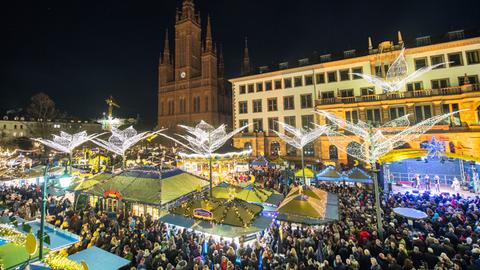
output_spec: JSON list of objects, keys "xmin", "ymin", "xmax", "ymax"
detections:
[{"xmin": 193, "ymin": 208, "xmax": 213, "ymax": 220}]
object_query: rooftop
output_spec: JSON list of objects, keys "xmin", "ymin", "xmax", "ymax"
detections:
[{"xmin": 230, "ymin": 28, "xmax": 480, "ymax": 81}]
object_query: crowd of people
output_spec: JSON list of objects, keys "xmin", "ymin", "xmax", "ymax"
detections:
[{"xmin": 1, "ymin": 170, "xmax": 480, "ymax": 270}]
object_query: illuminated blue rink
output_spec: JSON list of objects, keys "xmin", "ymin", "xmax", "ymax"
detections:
[{"xmin": 15, "ymin": 220, "xmax": 80, "ymax": 250}]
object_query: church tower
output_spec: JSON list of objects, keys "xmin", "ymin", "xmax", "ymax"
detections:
[{"xmin": 157, "ymin": 0, "xmax": 231, "ymax": 130}]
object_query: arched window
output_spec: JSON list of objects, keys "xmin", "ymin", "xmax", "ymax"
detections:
[
  {"xmin": 286, "ymin": 144, "xmax": 296, "ymax": 156},
  {"xmin": 303, "ymin": 143, "xmax": 315, "ymax": 157},
  {"xmin": 394, "ymin": 141, "xmax": 411, "ymax": 149},
  {"xmin": 270, "ymin": 141, "xmax": 280, "ymax": 156},
  {"xmin": 329, "ymin": 145, "xmax": 338, "ymax": 160},
  {"xmin": 243, "ymin": 142, "xmax": 252, "ymax": 150},
  {"xmin": 420, "ymin": 140, "xmax": 429, "ymax": 149},
  {"xmin": 449, "ymin": 142, "xmax": 456, "ymax": 153},
  {"xmin": 477, "ymin": 106, "xmax": 480, "ymax": 124},
  {"xmin": 346, "ymin": 141, "xmax": 361, "ymax": 165}
]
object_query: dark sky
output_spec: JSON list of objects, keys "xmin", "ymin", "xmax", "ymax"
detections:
[{"xmin": 1, "ymin": 0, "xmax": 479, "ymax": 127}]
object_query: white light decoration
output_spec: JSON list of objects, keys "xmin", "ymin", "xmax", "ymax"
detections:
[
  {"xmin": 272, "ymin": 122, "xmax": 329, "ymax": 185},
  {"xmin": 159, "ymin": 120, "xmax": 249, "ymax": 196},
  {"xmin": 317, "ymin": 109, "xmax": 463, "ymax": 239},
  {"xmin": 352, "ymin": 48, "xmax": 447, "ymax": 93},
  {"xmin": 34, "ymin": 131, "xmax": 102, "ymax": 173},
  {"xmin": 160, "ymin": 121, "xmax": 248, "ymax": 157},
  {"xmin": 34, "ymin": 131, "xmax": 100, "ymax": 154},
  {"xmin": 92, "ymin": 126, "xmax": 162, "ymax": 168}
]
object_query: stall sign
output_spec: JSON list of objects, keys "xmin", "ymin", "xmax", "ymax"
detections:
[
  {"xmin": 193, "ymin": 208, "xmax": 213, "ymax": 220},
  {"xmin": 103, "ymin": 189, "xmax": 123, "ymax": 200}
]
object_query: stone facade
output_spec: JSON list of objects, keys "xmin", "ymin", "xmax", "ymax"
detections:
[{"xmin": 157, "ymin": 0, "xmax": 231, "ymax": 130}]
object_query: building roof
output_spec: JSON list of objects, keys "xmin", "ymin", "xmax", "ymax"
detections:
[
  {"xmin": 229, "ymin": 29, "xmax": 480, "ymax": 82},
  {"xmin": 83, "ymin": 168, "xmax": 208, "ymax": 205}
]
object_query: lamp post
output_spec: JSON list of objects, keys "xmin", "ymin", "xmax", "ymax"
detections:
[{"xmin": 39, "ymin": 157, "xmax": 49, "ymax": 260}]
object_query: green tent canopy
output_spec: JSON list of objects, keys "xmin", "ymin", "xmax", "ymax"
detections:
[
  {"xmin": 286, "ymin": 185, "xmax": 326, "ymax": 201},
  {"xmin": 171, "ymin": 197, "xmax": 263, "ymax": 227},
  {"xmin": 294, "ymin": 168, "xmax": 315, "ymax": 178},
  {"xmin": 277, "ymin": 194, "xmax": 326, "ymax": 219},
  {"xmin": 236, "ymin": 185, "xmax": 273, "ymax": 203},
  {"xmin": 212, "ymin": 183, "xmax": 281, "ymax": 204},
  {"xmin": 277, "ymin": 186, "xmax": 340, "ymax": 225},
  {"xmin": 83, "ymin": 169, "xmax": 208, "ymax": 205}
]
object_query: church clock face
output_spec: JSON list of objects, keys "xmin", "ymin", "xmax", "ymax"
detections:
[{"xmin": 180, "ymin": 71, "xmax": 186, "ymax": 79}]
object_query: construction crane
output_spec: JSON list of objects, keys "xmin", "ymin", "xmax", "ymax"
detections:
[{"xmin": 105, "ymin": 96, "xmax": 120, "ymax": 118}]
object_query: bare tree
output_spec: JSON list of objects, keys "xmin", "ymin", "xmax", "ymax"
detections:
[{"xmin": 26, "ymin": 93, "xmax": 59, "ymax": 138}]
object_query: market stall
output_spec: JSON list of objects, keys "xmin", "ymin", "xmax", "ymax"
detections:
[
  {"xmin": 276, "ymin": 186, "xmax": 339, "ymax": 225},
  {"xmin": 294, "ymin": 168, "xmax": 316, "ymax": 185},
  {"xmin": 81, "ymin": 167, "xmax": 208, "ymax": 219}
]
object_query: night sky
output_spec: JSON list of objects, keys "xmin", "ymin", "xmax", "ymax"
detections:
[{"xmin": 1, "ymin": 0, "xmax": 479, "ymax": 127}]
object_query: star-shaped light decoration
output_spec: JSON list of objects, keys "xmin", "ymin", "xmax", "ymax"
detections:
[
  {"xmin": 317, "ymin": 110, "xmax": 461, "ymax": 165},
  {"xmin": 424, "ymin": 136, "xmax": 445, "ymax": 159},
  {"xmin": 272, "ymin": 122, "xmax": 329, "ymax": 186},
  {"xmin": 92, "ymin": 126, "xmax": 163, "ymax": 167},
  {"xmin": 160, "ymin": 121, "xmax": 249, "ymax": 158},
  {"xmin": 352, "ymin": 48, "xmax": 447, "ymax": 93},
  {"xmin": 159, "ymin": 120, "xmax": 249, "ymax": 197},
  {"xmin": 34, "ymin": 131, "xmax": 101, "ymax": 154}
]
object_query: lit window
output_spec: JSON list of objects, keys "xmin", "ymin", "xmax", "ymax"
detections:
[
  {"xmin": 327, "ymin": 71, "xmax": 337, "ymax": 82},
  {"xmin": 283, "ymin": 96, "xmax": 294, "ymax": 110},
  {"xmin": 466, "ymin": 50, "xmax": 480, "ymax": 65},
  {"xmin": 239, "ymin": 101, "xmax": 248, "ymax": 114},
  {"xmin": 252, "ymin": 99, "xmax": 262, "ymax": 113},
  {"xmin": 414, "ymin": 58, "xmax": 428, "ymax": 70},
  {"xmin": 448, "ymin": 53, "xmax": 463, "ymax": 67},
  {"xmin": 267, "ymin": 98, "xmax": 278, "ymax": 111}
]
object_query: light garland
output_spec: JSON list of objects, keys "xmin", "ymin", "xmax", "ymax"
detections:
[
  {"xmin": 178, "ymin": 149, "xmax": 252, "ymax": 160},
  {"xmin": 351, "ymin": 48, "xmax": 447, "ymax": 93}
]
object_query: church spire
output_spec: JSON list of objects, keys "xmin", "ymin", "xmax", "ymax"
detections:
[
  {"xmin": 397, "ymin": 30, "xmax": 404, "ymax": 46},
  {"xmin": 181, "ymin": 0, "xmax": 195, "ymax": 20},
  {"xmin": 241, "ymin": 37, "xmax": 251, "ymax": 75},
  {"xmin": 205, "ymin": 15, "xmax": 213, "ymax": 52},
  {"xmin": 162, "ymin": 29, "xmax": 170, "ymax": 64}
]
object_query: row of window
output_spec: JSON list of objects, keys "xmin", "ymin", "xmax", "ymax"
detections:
[
  {"xmin": 2, "ymin": 124, "xmax": 24, "ymax": 129},
  {"xmin": 339, "ymin": 103, "xmax": 461, "ymax": 126},
  {"xmin": 238, "ymin": 67, "xmax": 364, "ymax": 94},
  {"xmin": 414, "ymin": 50, "xmax": 480, "ymax": 70},
  {"xmin": 239, "ymin": 103, "xmax": 463, "ymax": 132},
  {"xmin": 318, "ymin": 75, "xmax": 479, "ymax": 99},
  {"xmin": 239, "ymin": 114, "xmax": 315, "ymax": 133},
  {"xmin": 238, "ymin": 94, "xmax": 313, "ymax": 114},
  {"xmin": 161, "ymin": 96, "xmax": 209, "ymax": 115}
]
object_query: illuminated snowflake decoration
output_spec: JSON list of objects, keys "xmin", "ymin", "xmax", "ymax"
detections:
[
  {"xmin": 273, "ymin": 122, "xmax": 329, "ymax": 150},
  {"xmin": 424, "ymin": 136, "xmax": 446, "ymax": 159},
  {"xmin": 160, "ymin": 120, "xmax": 249, "ymax": 158},
  {"xmin": 34, "ymin": 131, "xmax": 101, "ymax": 154},
  {"xmin": 92, "ymin": 126, "xmax": 161, "ymax": 157},
  {"xmin": 317, "ymin": 110, "xmax": 462, "ymax": 164},
  {"xmin": 352, "ymin": 48, "xmax": 447, "ymax": 93}
]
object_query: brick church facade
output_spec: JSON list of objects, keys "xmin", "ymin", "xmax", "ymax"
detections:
[{"xmin": 157, "ymin": 0, "xmax": 231, "ymax": 129}]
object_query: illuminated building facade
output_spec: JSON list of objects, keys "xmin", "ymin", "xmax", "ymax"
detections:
[
  {"xmin": 229, "ymin": 30, "xmax": 480, "ymax": 165},
  {"xmin": 157, "ymin": 0, "xmax": 231, "ymax": 130},
  {"xmin": 0, "ymin": 116, "xmax": 102, "ymax": 141}
]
